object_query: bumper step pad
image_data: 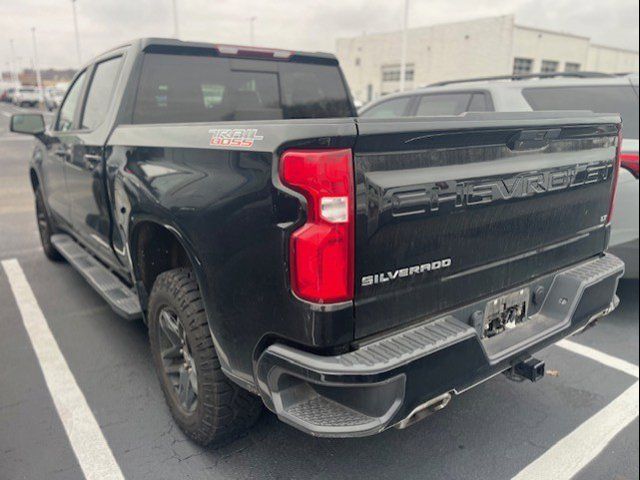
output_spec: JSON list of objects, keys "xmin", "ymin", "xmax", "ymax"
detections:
[
  {"xmin": 51, "ymin": 234, "xmax": 141, "ymax": 320},
  {"xmin": 340, "ymin": 316, "xmax": 475, "ymax": 370},
  {"xmin": 561, "ymin": 253, "xmax": 625, "ymax": 285},
  {"xmin": 265, "ymin": 315, "xmax": 475, "ymax": 376},
  {"xmin": 286, "ymin": 395, "xmax": 374, "ymax": 428}
]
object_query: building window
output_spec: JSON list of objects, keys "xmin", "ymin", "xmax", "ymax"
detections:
[
  {"xmin": 513, "ymin": 57, "xmax": 533, "ymax": 75},
  {"xmin": 382, "ymin": 66, "xmax": 399, "ymax": 82},
  {"xmin": 381, "ymin": 64, "xmax": 414, "ymax": 82},
  {"xmin": 382, "ymin": 69, "xmax": 398, "ymax": 82},
  {"xmin": 541, "ymin": 60, "xmax": 559, "ymax": 73},
  {"xmin": 355, "ymin": 57, "xmax": 361, "ymax": 66},
  {"xmin": 405, "ymin": 66, "xmax": 415, "ymax": 81},
  {"xmin": 565, "ymin": 62, "xmax": 581, "ymax": 72}
]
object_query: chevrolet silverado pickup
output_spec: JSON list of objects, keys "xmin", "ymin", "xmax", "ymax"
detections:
[{"xmin": 11, "ymin": 38, "xmax": 625, "ymax": 444}]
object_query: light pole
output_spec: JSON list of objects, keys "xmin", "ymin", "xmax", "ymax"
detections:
[
  {"xmin": 9, "ymin": 39, "xmax": 18, "ymax": 85},
  {"xmin": 249, "ymin": 16, "xmax": 257, "ymax": 46},
  {"xmin": 399, "ymin": 0, "xmax": 409, "ymax": 92},
  {"xmin": 31, "ymin": 27, "xmax": 43, "ymax": 100},
  {"xmin": 172, "ymin": 0, "xmax": 179, "ymax": 38},
  {"xmin": 14, "ymin": 56, "xmax": 24, "ymax": 85},
  {"xmin": 71, "ymin": 0, "xmax": 82, "ymax": 65}
]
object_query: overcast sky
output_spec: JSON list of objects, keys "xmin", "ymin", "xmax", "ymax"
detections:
[{"xmin": 1, "ymin": 0, "xmax": 638, "ymax": 69}]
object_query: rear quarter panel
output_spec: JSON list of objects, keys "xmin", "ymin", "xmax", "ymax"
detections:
[{"xmin": 106, "ymin": 120, "xmax": 357, "ymax": 386}]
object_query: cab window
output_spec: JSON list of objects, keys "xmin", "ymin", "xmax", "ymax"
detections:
[
  {"xmin": 56, "ymin": 71, "xmax": 87, "ymax": 131},
  {"xmin": 81, "ymin": 56, "xmax": 123, "ymax": 130},
  {"xmin": 132, "ymin": 53, "xmax": 352, "ymax": 123}
]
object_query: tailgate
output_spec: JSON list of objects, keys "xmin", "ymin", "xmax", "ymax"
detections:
[{"xmin": 353, "ymin": 112, "xmax": 620, "ymax": 339}]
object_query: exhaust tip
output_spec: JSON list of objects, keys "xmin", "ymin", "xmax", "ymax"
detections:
[{"xmin": 394, "ymin": 392, "xmax": 452, "ymax": 430}]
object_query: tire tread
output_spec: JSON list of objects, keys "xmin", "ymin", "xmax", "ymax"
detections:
[{"xmin": 149, "ymin": 268, "xmax": 262, "ymax": 446}]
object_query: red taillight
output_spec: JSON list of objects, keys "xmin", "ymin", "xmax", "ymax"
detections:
[
  {"xmin": 280, "ymin": 149, "xmax": 354, "ymax": 304},
  {"xmin": 620, "ymin": 151, "xmax": 639, "ymax": 178},
  {"xmin": 607, "ymin": 131, "xmax": 623, "ymax": 223}
]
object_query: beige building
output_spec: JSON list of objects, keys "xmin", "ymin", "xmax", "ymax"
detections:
[{"xmin": 336, "ymin": 15, "xmax": 639, "ymax": 103}]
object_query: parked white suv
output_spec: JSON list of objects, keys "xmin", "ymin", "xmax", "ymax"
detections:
[
  {"xmin": 12, "ymin": 86, "xmax": 41, "ymax": 107},
  {"xmin": 360, "ymin": 72, "xmax": 639, "ymax": 278}
]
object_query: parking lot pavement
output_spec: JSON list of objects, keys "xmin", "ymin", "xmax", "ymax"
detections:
[{"xmin": 0, "ymin": 101, "xmax": 638, "ymax": 480}]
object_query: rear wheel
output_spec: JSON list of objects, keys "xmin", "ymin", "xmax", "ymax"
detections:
[
  {"xmin": 35, "ymin": 187, "xmax": 63, "ymax": 261},
  {"xmin": 148, "ymin": 268, "xmax": 262, "ymax": 445}
]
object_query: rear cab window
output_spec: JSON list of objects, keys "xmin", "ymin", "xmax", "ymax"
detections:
[
  {"xmin": 523, "ymin": 85, "xmax": 639, "ymax": 139},
  {"xmin": 132, "ymin": 54, "xmax": 354, "ymax": 123}
]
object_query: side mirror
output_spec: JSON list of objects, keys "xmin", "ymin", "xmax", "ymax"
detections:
[{"xmin": 10, "ymin": 113, "xmax": 46, "ymax": 136}]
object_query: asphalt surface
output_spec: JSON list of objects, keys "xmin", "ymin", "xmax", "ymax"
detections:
[{"xmin": 0, "ymin": 101, "xmax": 638, "ymax": 480}]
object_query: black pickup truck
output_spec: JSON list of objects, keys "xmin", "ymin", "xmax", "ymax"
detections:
[{"xmin": 11, "ymin": 38, "xmax": 625, "ymax": 444}]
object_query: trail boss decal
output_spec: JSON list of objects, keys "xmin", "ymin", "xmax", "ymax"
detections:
[
  {"xmin": 361, "ymin": 258, "xmax": 452, "ymax": 287},
  {"xmin": 209, "ymin": 128, "xmax": 264, "ymax": 148}
]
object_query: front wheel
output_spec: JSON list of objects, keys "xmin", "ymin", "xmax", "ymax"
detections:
[
  {"xmin": 35, "ymin": 187, "xmax": 63, "ymax": 261},
  {"xmin": 148, "ymin": 268, "xmax": 262, "ymax": 445}
]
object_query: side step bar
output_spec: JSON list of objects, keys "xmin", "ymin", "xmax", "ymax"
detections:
[{"xmin": 51, "ymin": 234, "xmax": 142, "ymax": 320}]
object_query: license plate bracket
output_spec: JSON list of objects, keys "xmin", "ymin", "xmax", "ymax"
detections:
[{"xmin": 483, "ymin": 288, "xmax": 529, "ymax": 338}]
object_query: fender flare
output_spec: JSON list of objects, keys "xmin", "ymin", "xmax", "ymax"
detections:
[
  {"xmin": 127, "ymin": 214, "xmax": 203, "ymax": 291},
  {"xmin": 126, "ymin": 214, "xmax": 251, "ymax": 389}
]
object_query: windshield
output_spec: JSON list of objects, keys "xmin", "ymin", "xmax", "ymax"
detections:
[
  {"xmin": 133, "ymin": 53, "xmax": 354, "ymax": 124},
  {"xmin": 523, "ymin": 85, "xmax": 640, "ymax": 139}
]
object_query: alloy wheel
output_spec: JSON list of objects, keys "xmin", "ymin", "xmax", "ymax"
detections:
[{"xmin": 157, "ymin": 308, "xmax": 198, "ymax": 413}]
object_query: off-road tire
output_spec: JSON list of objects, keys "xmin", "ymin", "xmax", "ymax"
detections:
[
  {"xmin": 148, "ymin": 268, "xmax": 263, "ymax": 445},
  {"xmin": 35, "ymin": 187, "xmax": 63, "ymax": 262}
]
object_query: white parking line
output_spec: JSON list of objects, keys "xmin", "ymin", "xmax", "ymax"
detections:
[
  {"xmin": 513, "ymin": 381, "xmax": 638, "ymax": 480},
  {"xmin": 1, "ymin": 259, "xmax": 125, "ymax": 480},
  {"xmin": 557, "ymin": 339, "xmax": 639, "ymax": 379},
  {"xmin": 512, "ymin": 340, "xmax": 640, "ymax": 480}
]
